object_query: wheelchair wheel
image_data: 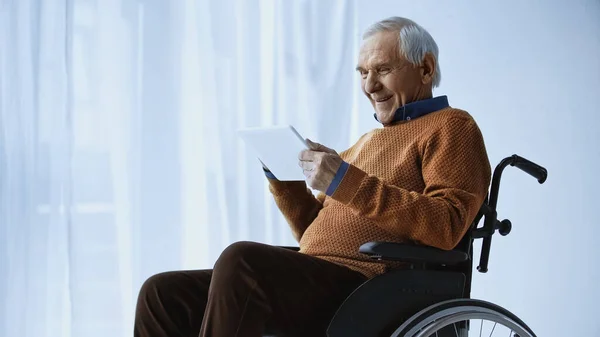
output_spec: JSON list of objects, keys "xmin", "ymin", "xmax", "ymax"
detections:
[{"xmin": 390, "ymin": 299, "xmax": 536, "ymax": 337}]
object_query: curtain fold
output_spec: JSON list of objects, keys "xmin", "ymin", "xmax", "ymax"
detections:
[
  {"xmin": 0, "ymin": 0, "xmax": 359, "ymax": 336},
  {"xmin": 1, "ymin": 1, "xmax": 74, "ymax": 336}
]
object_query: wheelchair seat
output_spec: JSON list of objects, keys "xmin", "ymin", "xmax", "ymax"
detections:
[{"xmin": 268, "ymin": 154, "xmax": 547, "ymax": 337}]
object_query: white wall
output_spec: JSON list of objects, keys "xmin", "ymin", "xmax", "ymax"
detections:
[{"xmin": 357, "ymin": 1, "xmax": 600, "ymax": 336}]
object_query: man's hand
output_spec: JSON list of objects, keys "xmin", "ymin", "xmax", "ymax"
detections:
[{"xmin": 298, "ymin": 139, "xmax": 343, "ymax": 192}]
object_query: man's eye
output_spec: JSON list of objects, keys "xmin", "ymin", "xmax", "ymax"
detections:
[
  {"xmin": 360, "ymin": 71, "xmax": 368, "ymax": 79},
  {"xmin": 378, "ymin": 68, "xmax": 392, "ymax": 74}
]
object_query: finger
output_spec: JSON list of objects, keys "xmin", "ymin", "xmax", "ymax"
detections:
[
  {"xmin": 298, "ymin": 149, "xmax": 317, "ymax": 161},
  {"xmin": 303, "ymin": 169, "xmax": 313, "ymax": 180},
  {"xmin": 298, "ymin": 160, "xmax": 315, "ymax": 171},
  {"xmin": 306, "ymin": 138, "xmax": 337, "ymax": 154},
  {"xmin": 305, "ymin": 139, "xmax": 319, "ymax": 150}
]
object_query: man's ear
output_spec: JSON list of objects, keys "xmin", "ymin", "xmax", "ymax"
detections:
[{"xmin": 420, "ymin": 53, "xmax": 436, "ymax": 85}]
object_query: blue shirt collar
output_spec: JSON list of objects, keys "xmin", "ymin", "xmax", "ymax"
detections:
[{"xmin": 374, "ymin": 95, "xmax": 450, "ymax": 124}]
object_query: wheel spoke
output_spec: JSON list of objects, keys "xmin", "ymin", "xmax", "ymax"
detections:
[
  {"xmin": 428, "ymin": 318, "xmax": 523, "ymax": 337},
  {"xmin": 488, "ymin": 322, "xmax": 497, "ymax": 337}
]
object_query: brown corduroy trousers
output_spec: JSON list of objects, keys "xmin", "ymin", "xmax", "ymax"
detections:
[{"xmin": 133, "ymin": 241, "xmax": 367, "ymax": 337}]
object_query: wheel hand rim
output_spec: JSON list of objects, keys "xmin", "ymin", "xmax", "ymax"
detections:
[{"xmin": 410, "ymin": 311, "xmax": 531, "ymax": 337}]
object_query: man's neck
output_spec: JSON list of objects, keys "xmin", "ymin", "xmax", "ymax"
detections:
[{"xmin": 403, "ymin": 89, "xmax": 433, "ymax": 106}]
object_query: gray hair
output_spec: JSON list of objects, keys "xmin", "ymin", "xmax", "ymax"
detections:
[{"xmin": 363, "ymin": 17, "xmax": 441, "ymax": 88}]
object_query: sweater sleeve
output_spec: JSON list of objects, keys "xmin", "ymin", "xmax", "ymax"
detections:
[
  {"xmin": 329, "ymin": 116, "xmax": 492, "ymax": 250},
  {"xmin": 266, "ymin": 178, "xmax": 326, "ymax": 242}
]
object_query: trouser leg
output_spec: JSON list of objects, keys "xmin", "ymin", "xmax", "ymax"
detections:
[
  {"xmin": 199, "ymin": 241, "xmax": 367, "ymax": 337},
  {"xmin": 134, "ymin": 269, "xmax": 212, "ymax": 337}
]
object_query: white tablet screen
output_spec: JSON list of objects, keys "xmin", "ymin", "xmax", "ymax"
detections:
[{"xmin": 238, "ymin": 125, "xmax": 308, "ymax": 181}]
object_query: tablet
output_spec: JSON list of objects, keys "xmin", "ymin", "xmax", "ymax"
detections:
[{"xmin": 238, "ymin": 125, "xmax": 308, "ymax": 181}]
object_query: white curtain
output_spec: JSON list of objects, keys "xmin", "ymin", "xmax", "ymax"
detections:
[{"xmin": 0, "ymin": 0, "xmax": 361, "ymax": 336}]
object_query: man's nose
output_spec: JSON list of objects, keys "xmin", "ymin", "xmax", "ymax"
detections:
[{"xmin": 364, "ymin": 72, "xmax": 381, "ymax": 94}]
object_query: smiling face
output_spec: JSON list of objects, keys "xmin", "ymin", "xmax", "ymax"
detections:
[{"xmin": 356, "ymin": 30, "xmax": 436, "ymax": 124}]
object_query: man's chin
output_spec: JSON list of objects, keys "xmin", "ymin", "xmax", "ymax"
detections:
[{"xmin": 375, "ymin": 111, "xmax": 394, "ymax": 124}]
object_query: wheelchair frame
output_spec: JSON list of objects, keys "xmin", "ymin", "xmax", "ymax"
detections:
[{"xmin": 276, "ymin": 154, "xmax": 547, "ymax": 337}]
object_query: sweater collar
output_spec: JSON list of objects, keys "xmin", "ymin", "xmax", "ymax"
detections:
[{"xmin": 373, "ymin": 95, "xmax": 449, "ymax": 124}]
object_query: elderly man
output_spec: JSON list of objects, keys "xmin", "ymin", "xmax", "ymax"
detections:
[{"xmin": 134, "ymin": 16, "xmax": 491, "ymax": 337}]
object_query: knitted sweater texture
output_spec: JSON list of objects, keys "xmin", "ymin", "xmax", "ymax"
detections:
[{"xmin": 267, "ymin": 107, "xmax": 492, "ymax": 278}]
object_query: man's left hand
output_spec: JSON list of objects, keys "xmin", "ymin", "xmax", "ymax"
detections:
[{"xmin": 299, "ymin": 139, "xmax": 343, "ymax": 192}]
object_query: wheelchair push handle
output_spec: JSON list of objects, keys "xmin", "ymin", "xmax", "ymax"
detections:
[
  {"xmin": 475, "ymin": 154, "xmax": 547, "ymax": 273},
  {"xmin": 510, "ymin": 154, "xmax": 547, "ymax": 184}
]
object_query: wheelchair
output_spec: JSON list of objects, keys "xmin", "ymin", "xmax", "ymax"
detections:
[{"xmin": 272, "ymin": 154, "xmax": 547, "ymax": 337}]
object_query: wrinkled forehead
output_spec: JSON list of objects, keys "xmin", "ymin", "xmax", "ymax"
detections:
[{"xmin": 357, "ymin": 31, "xmax": 402, "ymax": 68}]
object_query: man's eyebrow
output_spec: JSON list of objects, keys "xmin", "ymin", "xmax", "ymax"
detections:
[
  {"xmin": 375, "ymin": 62, "xmax": 392, "ymax": 68},
  {"xmin": 355, "ymin": 62, "xmax": 392, "ymax": 71}
]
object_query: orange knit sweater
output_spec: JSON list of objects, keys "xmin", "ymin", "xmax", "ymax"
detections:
[{"xmin": 267, "ymin": 107, "xmax": 492, "ymax": 278}]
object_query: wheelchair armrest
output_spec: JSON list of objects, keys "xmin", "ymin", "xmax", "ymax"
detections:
[
  {"xmin": 278, "ymin": 246, "xmax": 300, "ymax": 252},
  {"xmin": 359, "ymin": 241, "xmax": 468, "ymax": 265}
]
